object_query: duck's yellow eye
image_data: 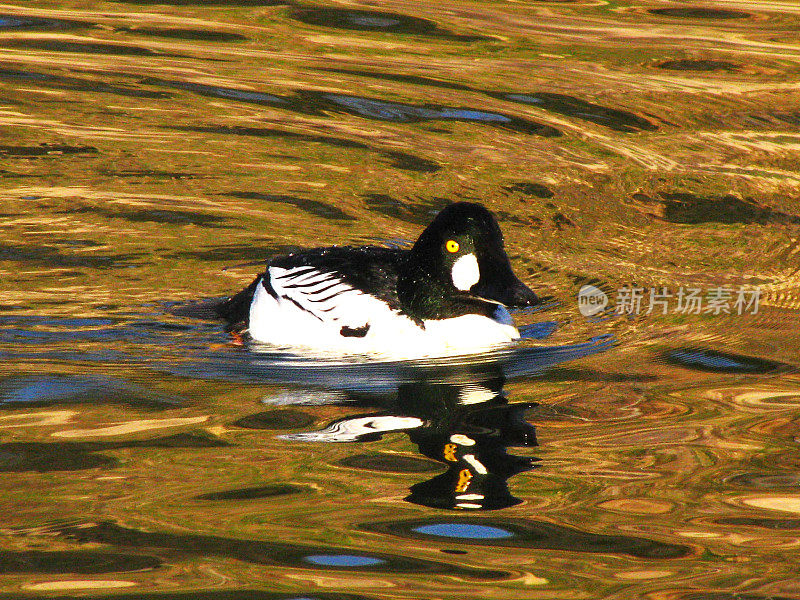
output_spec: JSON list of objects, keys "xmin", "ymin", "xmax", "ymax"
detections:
[{"xmin": 446, "ymin": 240, "xmax": 460, "ymax": 253}]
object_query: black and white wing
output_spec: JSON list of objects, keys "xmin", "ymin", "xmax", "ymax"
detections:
[
  {"xmin": 215, "ymin": 246, "xmax": 405, "ymax": 336},
  {"xmin": 266, "ymin": 264, "xmax": 372, "ymax": 327}
]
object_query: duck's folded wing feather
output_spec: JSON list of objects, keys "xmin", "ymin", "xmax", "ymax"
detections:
[
  {"xmin": 214, "ymin": 246, "xmax": 405, "ymax": 333},
  {"xmin": 268, "ymin": 266, "xmax": 376, "ymax": 327}
]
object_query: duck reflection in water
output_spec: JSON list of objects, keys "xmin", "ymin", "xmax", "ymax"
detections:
[{"xmin": 284, "ymin": 371, "xmax": 539, "ymax": 511}]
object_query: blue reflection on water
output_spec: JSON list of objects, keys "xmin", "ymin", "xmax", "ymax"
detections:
[
  {"xmin": 303, "ymin": 554, "xmax": 386, "ymax": 567},
  {"xmin": 518, "ymin": 321, "xmax": 558, "ymax": 339},
  {"xmin": 438, "ymin": 108, "xmax": 511, "ymax": 122},
  {"xmin": 324, "ymin": 94, "xmax": 512, "ymax": 124},
  {"xmin": 2, "ymin": 376, "xmax": 80, "ymax": 403},
  {"xmin": 414, "ymin": 523, "xmax": 514, "ymax": 539}
]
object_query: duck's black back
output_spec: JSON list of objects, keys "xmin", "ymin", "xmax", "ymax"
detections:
[
  {"xmin": 216, "ymin": 245, "xmax": 408, "ymax": 331},
  {"xmin": 271, "ymin": 246, "xmax": 406, "ymax": 308}
]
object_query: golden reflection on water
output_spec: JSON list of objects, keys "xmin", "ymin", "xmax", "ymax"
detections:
[{"xmin": 1, "ymin": 0, "xmax": 800, "ymax": 598}]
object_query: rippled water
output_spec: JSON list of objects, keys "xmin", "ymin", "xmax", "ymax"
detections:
[{"xmin": 2, "ymin": 1, "xmax": 800, "ymax": 598}]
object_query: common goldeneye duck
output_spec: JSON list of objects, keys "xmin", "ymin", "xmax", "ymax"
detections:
[{"xmin": 216, "ymin": 201, "xmax": 538, "ymax": 357}]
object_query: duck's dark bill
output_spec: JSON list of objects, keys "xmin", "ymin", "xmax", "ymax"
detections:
[
  {"xmin": 474, "ymin": 274, "xmax": 539, "ymax": 307},
  {"xmin": 503, "ymin": 279, "xmax": 540, "ymax": 307},
  {"xmin": 468, "ymin": 239, "xmax": 539, "ymax": 307}
]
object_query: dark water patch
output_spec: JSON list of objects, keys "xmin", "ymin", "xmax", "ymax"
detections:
[
  {"xmin": 649, "ymin": 7, "xmax": 752, "ymax": 19},
  {"xmin": 129, "ymin": 320, "xmax": 196, "ymax": 333},
  {"xmin": 0, "ymin": 67, "xmax": 173, "ymax": 99},
  {"xmin": 65, "ymin": 205, "xmax": 231, "ymax": 228},
  {"xmin": 291, "ymin": 7, "xmax": 490, "ymax": 42},
  {"xmin": 0, "ymin": 169, "xmax": 39, "ymax": 179},
  {"xmin": 52, "ymin": 521, "xmax": 509, "ymax": 578},
  {"xmin": 227, "ymin": 192, "xmax": 356, "ymax": 221},
  {"xmin": 112, "ymin": 0, "xmax": 292, "ymax": 4},
  {"xmin": 115, "ymin": 26, "xmax": 248, "ymax": 42},
  {"xmin": 536, "ymin": 366, "xmax": 657, "ymax": 384},
  {"xmin": 725, "ymin": 473, "xmax": 800, "ymax": 488},
  {"xmin": 319, "ymin": 92, "xmax": 561, "ymax": 136},
  {"xmin": 99, "ymin": 168, "xmax": 203, "ymax": 179},
  {"xmin": 168, "ymin": 243, "xmax": 297, "ymax": 262},
  {"xmin": 630, "ymin": 192, "xmax": 800, "ymax": 225},
  {"xmin": 0, "ymin": 550, "xmax": 160, "ymax": 574},
  {"xmin": 362, "ymin": 193, "xmax": 446, "ymax": 224},
  {"xmin": 52, "ymin": 238, "xmax": 104, "ymax": 248},
  {"xmin": 118, "ymin": 432, "xmax": 228, "ymax": 448},
  {"xmin": 171, "ymin": 124, "xmax": 369, "ymax": 149},
  {"xmin": 0, "ymin": 143, "xmax": 98, "ymax": 157},
  {"xmin": 337, "ymin": 453, "xmax": 442, "ymax": 473},
  {"xmin": 0, "ymin": 315, "xmax": 206, "ymax": 347},
  {"xmin": 665, "ymin": 348, "xmax": 791, "ymax": 374},
  {"xmin": 363, "ymin": 193, "xmax": 413, "ymax": 221},
  {"xmin": 498, "ymin": 92, "xmax": 657, "ymax": 133},
  {"xmin": 0, "ymin": 14, "xmax": 89, "ymax": 31},
  {"xmin": 0, "ymin": 375, "xmax": 180, "ymax": 409},
  {"xmin": 317, "ymin": 67, "xmax": 476, "ymax": 92},
  {"xmin": 0, "ymin": 434, "xmax": 228, "ymax": 473},
  {"xmin": 0, "ymin": 316, "xmax": 114, "ymax": 328},
  {"xmin": 0, "ymin": 445, "xmax": 117, "ymax": 472},
  {"xmin": 716, "ymin": 516, "xmax": 800, "ymax": 529},
  {"xmin": 493, "ymin": 210, "xmax": 539, "ymax": 226},
  {"xmin": 154, "ymin": 81, "xmax": 561, "ymax": 136},
  {"xmin": 380, "ymin": 150, "xmax": 441, "ymax": 173},
  {"xmin": 0, "ymin": 242, "xmax": 138, "ymax": 268},
  {"xmin": 503, "ymin": 182, "xmax": 554, "ymax": 198},
  {"xmin": 144, "ymin": 78, "xmax": 295, "ymax": 109},
  {"xmin": 317, "ymin": 66, "xmax": 650, "ymax": 135},
  {"xmin": 655, "ymin": 59, "xmax": 741, "ymax": 72},
  {"xmin": 551, "ymin": 211, "xmax": 575, "ymax": 229},
  {"xmin": 771, "ymin": 112, "xmax": 800, "ymax": 126},
  {"xmin": 362, "ymin": 518, "xmax": 692, "ymax": 559},
  {"xmin": 683, "ymin": 594, "xmax": 798, "ymax": 600},
  {"xmin": 291, "ymin": 7, "xmax": 437, "ymax": 34},
  {"xmin": 0, "ymin": 592, "xmax": 379, "ymax": 600},
  {"xmin": 196, "ymin": 483, "xmax": 309, "ymax": 500},
  {"xmin": 232, "ymin": 409, "xmax": 316, "ymax": 429},
  {"xmin": 171, "ymin": 124, "xmax": 438, "ymax": 172},
  {"xmin": 2, "ymin": 39, "xmax": 182, "ymax": 57}
]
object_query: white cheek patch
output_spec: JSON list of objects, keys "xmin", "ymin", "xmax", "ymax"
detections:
[{"xmin": 451, "ymin": 253, "xmax": 480, "ymax": 291}]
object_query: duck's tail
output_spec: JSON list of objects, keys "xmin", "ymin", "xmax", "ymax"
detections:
[{"xmin": 169, "ymin": 276, "xmax": 260, "ymax": 333}]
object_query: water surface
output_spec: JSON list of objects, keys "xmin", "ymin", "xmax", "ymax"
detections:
[{"xmin": 2, "ymin": 1, "xmax": 800, "ymax": 599}]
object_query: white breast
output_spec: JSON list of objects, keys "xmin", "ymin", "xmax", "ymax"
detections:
[{"xmin": 247, "ymin": 266, "xmax": 520, "ymax": 358}]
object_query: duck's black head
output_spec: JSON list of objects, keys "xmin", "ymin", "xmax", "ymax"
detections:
[{"xmin": 400, "ymin": 202, "xmax": 538, "ymax": 318}]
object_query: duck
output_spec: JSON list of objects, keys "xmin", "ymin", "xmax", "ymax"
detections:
[{"xmin": 215, "ymin": 202, "xmax": 539, "ymax": 357}]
